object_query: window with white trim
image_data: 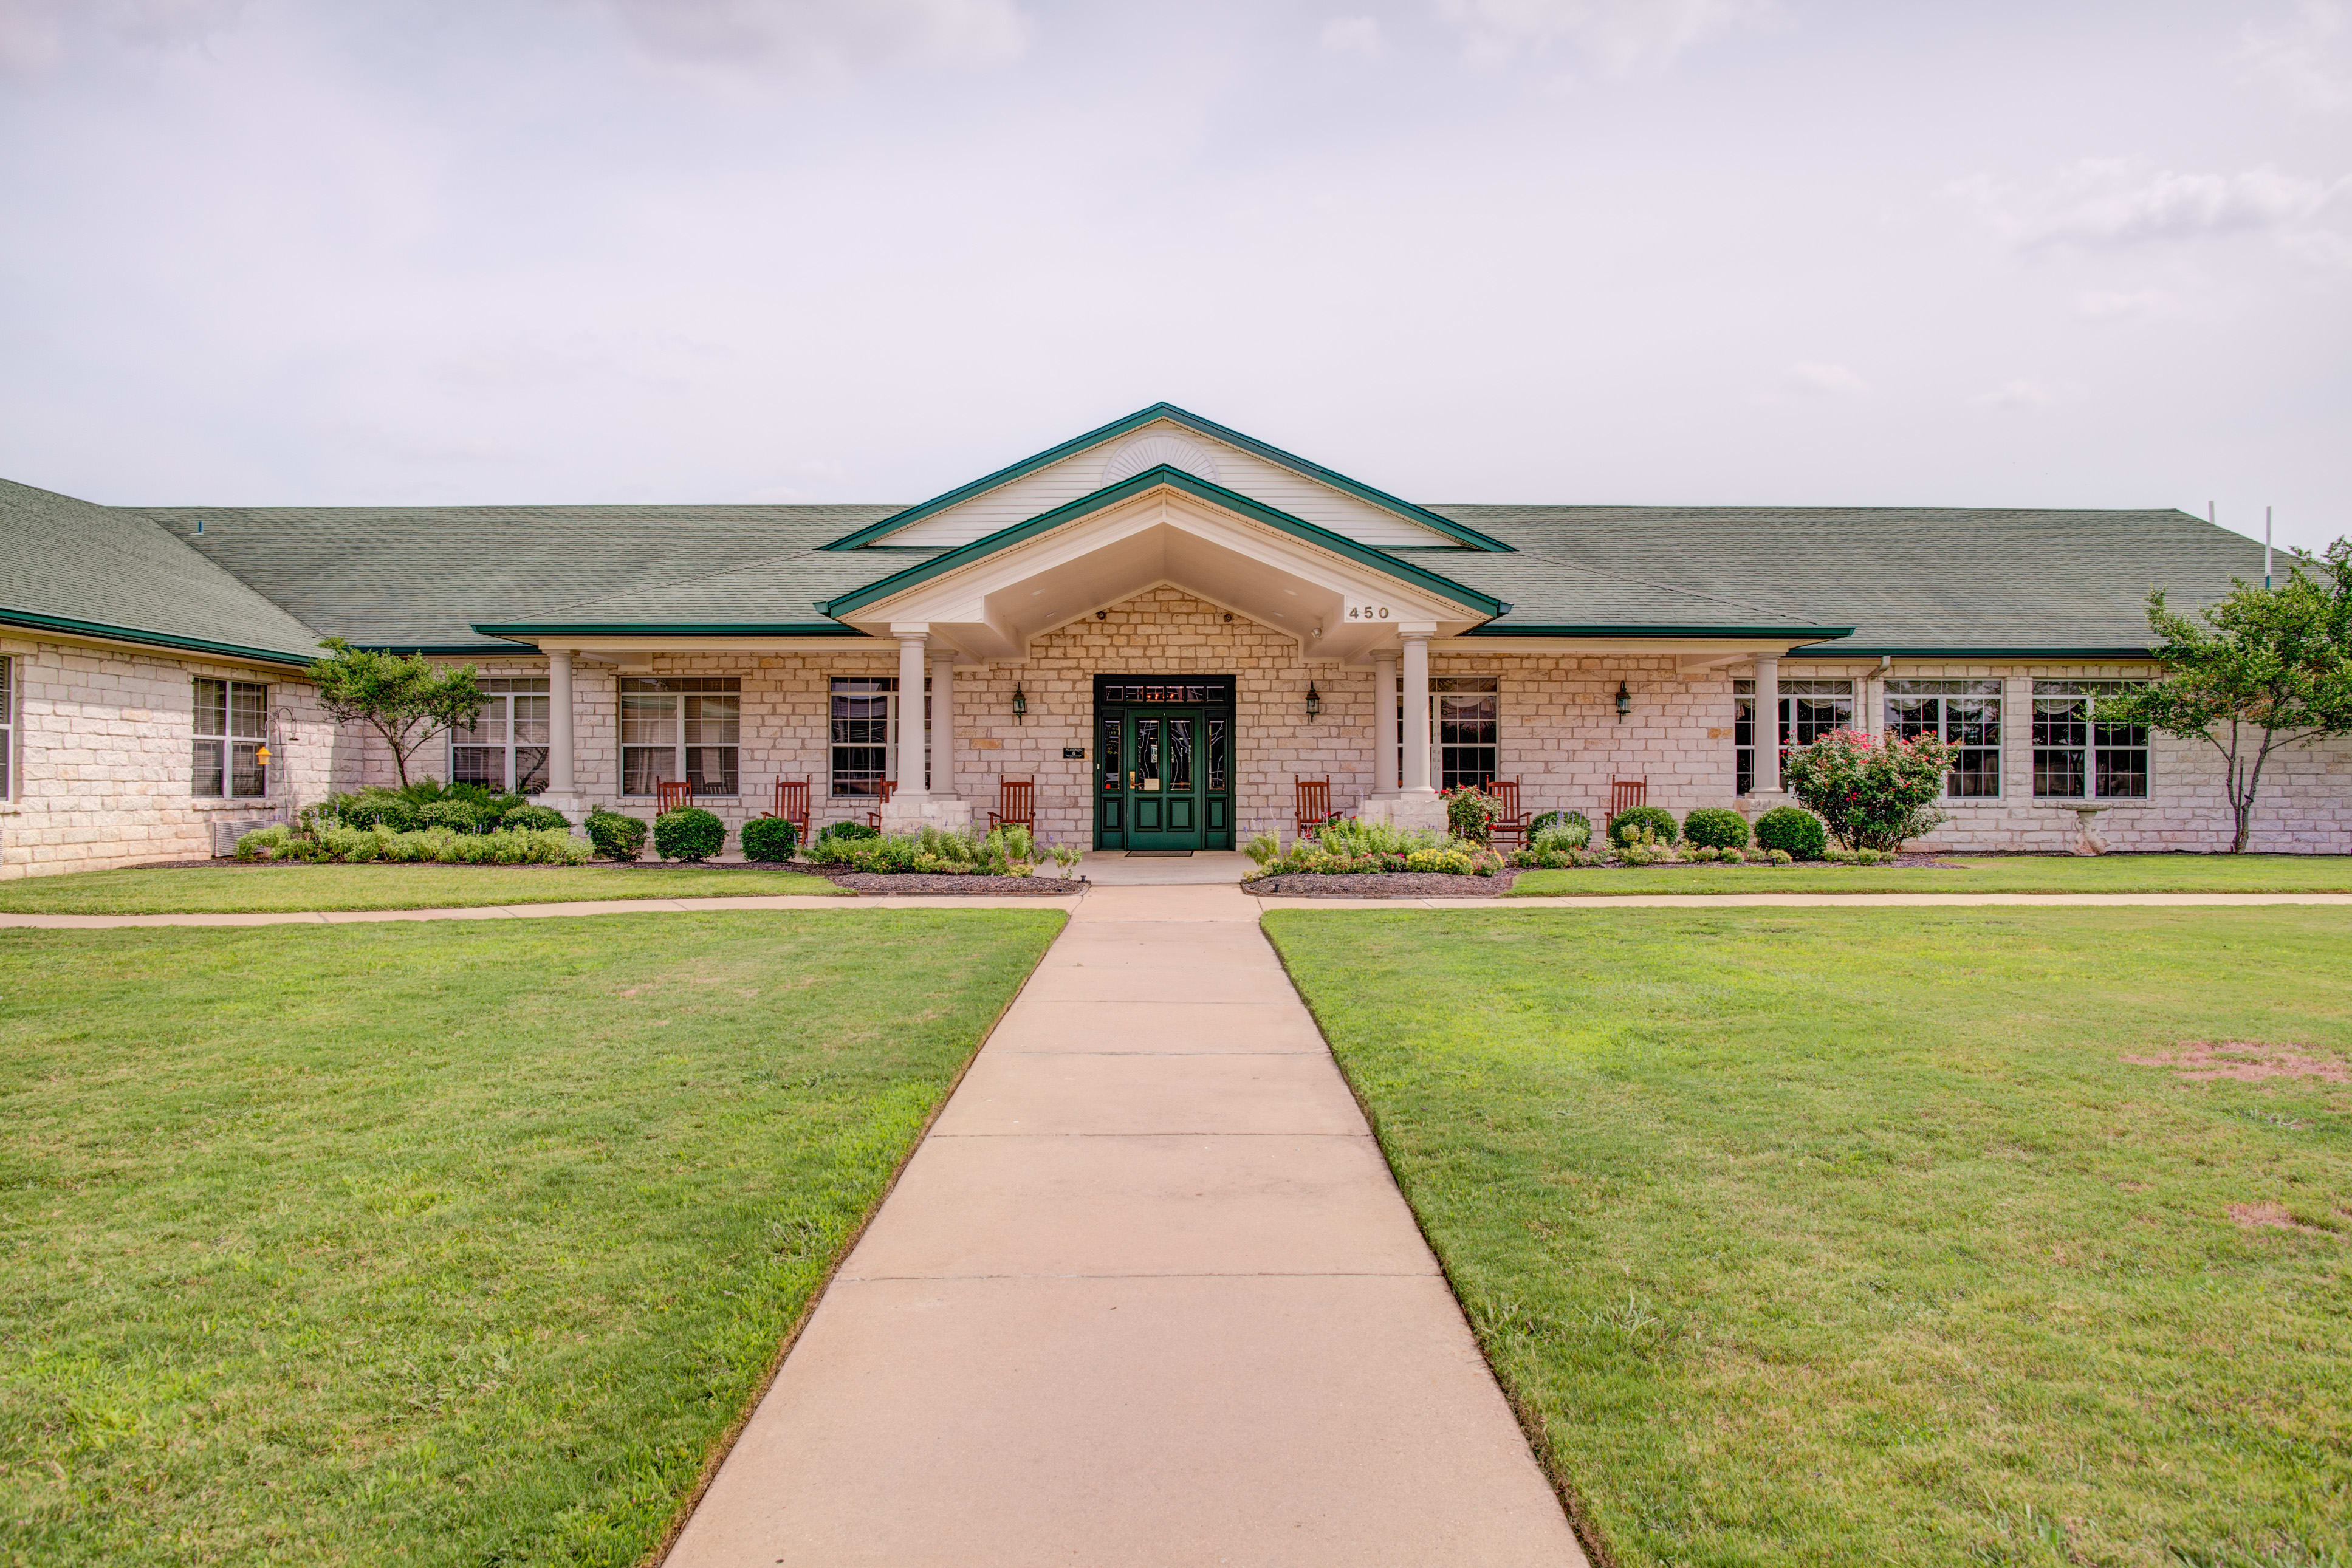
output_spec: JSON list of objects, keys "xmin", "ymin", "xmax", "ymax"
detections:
[
  {"xmin": 0, "ymin": 656, "xmax": 13, "ymax": 799},
  {"xmin": 2033, "ymin": 679, "xmax": 2149, "ymax": 799},
  {"xmin": 1886, "ymin": 679, "xmax": 2002, "ymax": 798},
  {"xmin": 1393, "ymin": 675, "xmax": 1499, "ymax": 789},
  {"xmin": 193, "ymin": 679, "xmax": 268, "ymax": 798},
  {"xmin": 450, "ymin": 677, "xmax": 550, "ymax": 793},
  {"xmin": 620, "ymin": 677, "xmax": 739, "ymax": 796},
  {"xmin": 829, "ymin": 676, "xmax": 929, "ymax": 796},
  {"xmin": 1733, "ymin": 678, "xmax": 1853, "ymax": 795}
]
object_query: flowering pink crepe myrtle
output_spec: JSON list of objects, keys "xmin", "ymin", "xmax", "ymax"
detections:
[{"xmin": 1778, "ymin": 727, "xmax": 1954, "ymax": 852}]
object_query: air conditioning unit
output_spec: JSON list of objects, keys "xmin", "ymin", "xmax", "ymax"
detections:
[{"xmin": 210, "ymin": 815, "xmax": 283, "ymax": 858}]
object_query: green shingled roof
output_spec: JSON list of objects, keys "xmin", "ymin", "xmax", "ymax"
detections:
[
  {"xmin": 1430, "ymin": 505, "xmax": 2264, "ymax": 652},
  {"xmin": 1, "ymin": 479, "xmax": 323, "ymax": 664},
  {"xmin": 0, "ymin": 473, "xmax": 2269, "ymax": 660}
]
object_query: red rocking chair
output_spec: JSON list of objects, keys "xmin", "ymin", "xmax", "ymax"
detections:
[
  {"xmin": 1608, "ymin": 778, "xmax": 1647, "ymax": 821},
  {"xmin": 762, "ymin": 779, "xmax": 811, "ymax": 847},
  {"xmin": 865, "ymin": 778, "xmax": 897, "ymax": 830},
  {"xmin": 989, "ymin": 776, "xmax": 1034, "ymax": 834},
  {"xmin": 656, "ymin": 779, "xmax": 694, "ymax": 813},
  {"xmin": 1294, "ymin": 777, "xmax": 1334, "ymax": 840},
  {"xmin": 1485, "ymin": 779, "xmax": 1532, "ymax": 847}
]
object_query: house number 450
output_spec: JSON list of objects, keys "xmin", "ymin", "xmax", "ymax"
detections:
[{"xmin": 1344, "ymin": 602, "xmax": 1394, "ymax": 621}]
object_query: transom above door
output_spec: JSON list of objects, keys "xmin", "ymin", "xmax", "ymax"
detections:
[{"xmin": 1094, "ymin": 676, "xmax": 1235, "ymax": 851}]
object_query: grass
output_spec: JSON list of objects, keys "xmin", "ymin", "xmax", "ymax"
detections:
[
  {"xmin": 1507, "ymin": 853, "xmax": 2352, "ymax": 897},
  {"xmin": 1264, "ymin": 906, "xmax": 2352, "ymax": 1568},
  {"xmin": 0, "ymin": 909, "xmax": 1063, "ymax": 1566},
  {"xmin": 0, "ymin": 862, "xmax": 848, "ymax": 914}
]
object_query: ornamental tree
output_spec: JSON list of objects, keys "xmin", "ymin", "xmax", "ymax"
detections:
[
  {"xmin": 1780, "ymin": 727, "xmax": 1954, "ymax": 852},
  {"xmin": 307, "ymin": 638, "xmax": 487, "ymax": 787},
  {"xmin": 2093, "ymin": 542, "xmax": 2352, "ymax": 852}
]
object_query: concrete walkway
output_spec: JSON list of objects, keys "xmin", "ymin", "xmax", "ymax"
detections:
[
  {"xmin": 0, "ymin": 892, "xmax": 1083, "ymax": 929},
  {"xmin": 663, "ymin": 882, "xmax": 1587, "ymax": 1568}
]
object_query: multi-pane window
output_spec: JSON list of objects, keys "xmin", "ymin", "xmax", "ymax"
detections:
[
  {"xmin": 450, "ymin": 677, "xmax": 550, "ymax": 793},
  {"xmin": 1733, "ymin": 679, "xmax": 1854, "ymax": 795},
  {"xmin": 1887, "ymin": 679, "xmax": 2003, "ymax": 798},
  {"xmin": 828, "ymin": 676, "xmax": 930, "ymax": 796},
  {"xmin": 1393, "ymin": 675, "xmax": 1500, "ymax": 789},
  {"xmin": 0, "ymin": 656, "xmax": 12, "ymax": 799},
  {"xmin": 193, "ymin": 679, "xmax": 268, "ymax": 798},
  {"xmin": 620, "ymin": 677, "xmax": 739, "ymax": 796},
  {"xmin": 2033, "ymin": 680, "xmax": 2149, "ymax": 799}
]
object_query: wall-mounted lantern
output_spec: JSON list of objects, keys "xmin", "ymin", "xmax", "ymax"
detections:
[
  {"xmin": 1304, "ymin": 680, "xmax": 1322, "ymax": 719},
  {"xmin": 1011, "ymin": 683, "xmax": 1028, "ymax": 725},
  {"xmin": 1614, "ymin": 681, "xmax": 1631, "ymax": 722}
]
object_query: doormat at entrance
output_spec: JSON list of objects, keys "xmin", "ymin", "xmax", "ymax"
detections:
[{"xmin": 1125, "ymin": 850, "xmax": 1195, "ymax": 858}]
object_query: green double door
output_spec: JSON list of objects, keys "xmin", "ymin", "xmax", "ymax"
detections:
[{"xmin": 1094, "ymin": 677, "xmax": 1233, "ymax": 851}]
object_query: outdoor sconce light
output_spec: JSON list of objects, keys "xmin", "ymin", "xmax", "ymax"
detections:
[
  {"xmin": 1010, "ymin": 683, "xmax": 1028, "ymax": 725},
  {"xmin": 1304, "ymin": 680, "xmax": 1322, "ymax": 719},
  {"xmin": 1614, "ymin": 681, "xmax": 1631, "ymax": 722},
  {"xmin": 255, "ymin": 744, "xmax": 272, "ymax": 766}
]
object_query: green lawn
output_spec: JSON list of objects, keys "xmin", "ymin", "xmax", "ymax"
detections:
[
  {"xmin": 0, "ymin": 862, "xmax": 846, "ymax": 914},
  {"xmin": 0, "ymin": 910, "xmax": 1063, "ymax": 1566},
  {"xmin": 1265, "ymin": 907, "xmax": 2352, "ymax": 1568},
  {"xmin": 1509, "ymin": 853, "xmax": 2352, "ymax": 897}
]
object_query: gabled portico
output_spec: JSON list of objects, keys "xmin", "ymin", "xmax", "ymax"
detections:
[{"xmin": 821, "ymin": 465, "xmax": 1504, "ymax": 834}]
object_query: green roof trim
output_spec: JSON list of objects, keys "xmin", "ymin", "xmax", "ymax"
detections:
[
  {"xmin": 818, "ymin": 465, "xmax": 1510, "ymax": 621},
  {"xmin": 817, "ymin": 403, "xmax": 1515, "ymax": 553},
  {"xmin": 0, "ymin": 606, "xmax": 317, "ymax": 668},
  {"xmin": 1783, "ymin": 645, "xmax": 2158, "ymax": 659},
  {"xmin": 1466, "ymin": 622, "xmax": 1852, "ymax": 640},
  {"xmin": 470, "ymin": 621, "xmax": 865, "ymax": 638}
]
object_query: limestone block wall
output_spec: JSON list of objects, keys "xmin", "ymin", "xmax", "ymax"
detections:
[{"xmin": 0, "ymin": 634, "xmax": 343, "ymax": 880}]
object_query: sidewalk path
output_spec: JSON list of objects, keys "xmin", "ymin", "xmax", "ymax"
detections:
[
  {"xmin": 662, "ymin": 882, "xmax": 1587, "ymax": 1568},
  {"xmin": 1257, "ymin": 891, "xmax": 2352, "ymax": 910},
  {"xmin": 0, "ymin": 892, "xmax": 1083, "ymax": 929}
]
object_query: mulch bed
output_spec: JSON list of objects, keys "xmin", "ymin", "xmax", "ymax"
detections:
[
  {"xmin": 1244, "ymin": 870, "xmax": 1521, "ymax": 899},
  {"xmin": 817, "ymin": 869, "xmax": 1078, "ymax": 896}
]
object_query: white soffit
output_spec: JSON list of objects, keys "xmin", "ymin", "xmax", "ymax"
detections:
[
  {"xmin": 841, "ymin": 488, "xmax": 1478, "ymax": 662},
  {"xmin": 880, "ymin": 419, "xmax": 1462, "ymax": 550}
]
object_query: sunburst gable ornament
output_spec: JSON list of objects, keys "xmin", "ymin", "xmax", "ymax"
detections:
[{"xmin": 1100, "ymin": 431, "xmax": 1222, "ymax": 486}]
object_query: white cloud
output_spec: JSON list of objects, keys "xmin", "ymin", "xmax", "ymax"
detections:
[
  {"xmin": 603, "ymin": 0, "xmax": 1029, "ymax": 80},
  {"xmin": 2074, "ymin": 286, "xmax": 2178, "ymax": 320},
  {"xmin": 2237, "ymin": 0, "xmax": 2351, "ymax": 114},
  {"xmin": 1319, "ymin": 15, "xmax": 1385, "ymax": 56},
  {"xmin": 1990, "ymin": 160, "xmax": 2343, "ymax": 252},
  {"xmin": 0, "ymin": 0, "xmax": 64, "ymax": 77},
  {"xmin": 1435, "ymin": 0, "xmax": 1772, "ymax": 75},
  {"xmin": 1784, "ymin": 361, "xmax": 1870, "ymax": 397},
  {"xmin": 1970, "ymin": 379, "xmax": 2060, "ymax": 410}
]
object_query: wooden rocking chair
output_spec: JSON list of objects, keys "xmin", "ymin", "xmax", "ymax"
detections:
[
  {"xmin": 1608, "ymin": 778, "xmax": 1647, "ymax": 820},
  {"xmin": 1294, "ymin": 777, "xmax": 1334, "ymax": 840},
  {"xmin": 761, "ymin": 778, "xmax": 811, "ymax": 848},
  {"xmin": 864, "ymin": 778, "xmax": 897, "ymax": 830},
  {"xmin": 656, "ymin": 779, "xmax": 694, "ymax": 813},
  {"xmin": 1484, "ymin": 778, "xmax": 1532, "ymax": 847},
  {"xmin": 988, "ymin": 776, "xmax": 1034, "ymax": 834}
]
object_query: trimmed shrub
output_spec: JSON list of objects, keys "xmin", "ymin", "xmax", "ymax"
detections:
[
  {"xmin": 816, "ymin": 820, "xmax": 879, "ymax": 846},
  {"xmin": 653, "ymin": 807, "xmax": 725, "ymax": 863},
  {"xmin": 1607, "ymin": 805, "xmax": 1679, "ymax": 848},
  {"xmin": 416, "ymin": 798, "xmax": 488, "ymax": 834},
  {"xmin": 741, "ymin": 816, "xmax": 798, "ymax": 862},
  {"xmin": 499, "ymin": 804, "xmax": 571, "ymax": 834},
  {"xmin": 586, "ymin": 807, "xmax": 648, "ymax": 862},
  {"xmin": 234, "ymin": 824, "xmax": 296, "ymax": 860},
  {"xmin": 1754, "ymin": 805, "xmax": 1829, "ymax": 861},
  {"xmin": 1681, "ymin": 806, "xmax": 1752, "ymax": 851}
]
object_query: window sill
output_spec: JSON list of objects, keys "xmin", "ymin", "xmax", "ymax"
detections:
[{"xmin": 189, "ymin": 798, "xmax": 278, "ymax": 810}]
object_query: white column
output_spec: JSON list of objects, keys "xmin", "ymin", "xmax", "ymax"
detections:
[
  {"xmin": 1401, "ymin": 632, "xmax": 1433, "ymax": 796},
  {"xmin": 547, "ymin": 650, "xmax": 575, "ymax": 793},
  {"xmin": 1373, "ymin": 651, "xmax": 1399, "ymax": 796},
  {"xmin": 896, "ymin": 632, "xmax": 928, "ymax": 801},
  {"xmin": 930, "ymin": 651, "xmax": 956, "ymax": 798},
  {"xmin": 1752, "ymin": 654, "xmax": 1780, "ymax": 796}
]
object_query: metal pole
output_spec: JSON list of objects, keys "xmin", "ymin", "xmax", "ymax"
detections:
[{"xmin": 2265, "ymin": 506, "xmax": 2273, "ymax": 591}]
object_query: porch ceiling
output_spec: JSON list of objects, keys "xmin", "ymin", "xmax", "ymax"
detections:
[{"xmin": 831, "ymin": 485, "xmax": 1491, "ymax": 662}]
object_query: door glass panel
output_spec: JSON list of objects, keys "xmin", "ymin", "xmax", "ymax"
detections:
[
  {"xmin": 1102, "ymin": 716, "xmax": 1121, "ymax": 790},
  {"xmin": 1167, "ymin": 718, "xmax": 1193, "ymax": 790},
  {"xmin": 1207, "ymin": 717, "xmax": 1227, "ymax": 792},
  {"xmin": 1134, "ymin": 718, "xmax": 1161, "ymax": 791}
]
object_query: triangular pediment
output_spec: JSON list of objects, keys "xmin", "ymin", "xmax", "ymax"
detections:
[
  {"xmin": 821, "ymin": 405, "xmax": 1509, "ymax": 555},
  {"xmin": 821, "ymin": 467, "xmax": 1502, "ymax": 662}
]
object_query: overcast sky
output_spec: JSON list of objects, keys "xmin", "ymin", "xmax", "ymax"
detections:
[{"xmin": 2, "ymin": 1, "xmax": 2347, "ymax": 552}]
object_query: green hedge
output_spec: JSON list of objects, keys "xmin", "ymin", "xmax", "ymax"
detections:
[
  {"xmin": 1681, "ymin": 807, "xmax": 1752, "ymax": 850},
  {"xmin": 585, "ymin": 808, "xmax": 648, "ymax": 862},
  {"xmin": 1754, "ymin": 805, "xmax": 1829, "ymax": 860},
  {"xmin": 740, "ymin": 817, "xmax": 798, "ymax": 863},
  {"xmin": 653, "ymin": 808, "xmax": 725, "ymax": 863},
  {"xmin": 1607, "ymin": 805, "xmax": 1679, "ymax": 848}
]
